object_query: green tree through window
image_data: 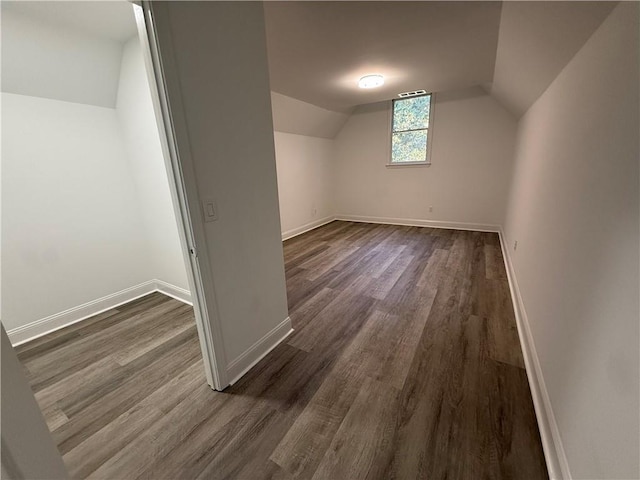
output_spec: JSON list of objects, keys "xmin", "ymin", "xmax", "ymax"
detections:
[{"xmin": 391, "ymin": 94, "xmax": 431, "ymax": 164}]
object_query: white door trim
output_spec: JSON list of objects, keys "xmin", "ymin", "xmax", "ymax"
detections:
[{"xmin": 135, "ymin": 3, "xmax": 229, "ymax": 390}]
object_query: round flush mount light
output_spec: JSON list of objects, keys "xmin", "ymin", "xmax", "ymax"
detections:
[{"xmin": 358, "ymin": 74, "xmax": 384, "ymax": 89}]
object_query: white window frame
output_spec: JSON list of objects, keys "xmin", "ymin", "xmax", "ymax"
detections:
[{"xmin": 387, "ymin": 93, "xmax": 435, "ymax": 167}]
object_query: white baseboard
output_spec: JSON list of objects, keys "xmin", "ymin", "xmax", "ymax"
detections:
[
  {"xmin": 335, "ymin": 214, "xmax": 500, "ymax": 233},
  {"xmin": 7, "ymin": 280, "xmax": 193, "ymax": 346},
  {"xmin": 281, "ymin": 215, "xmax": 336, "ymax": 241},
  {"xmin": 226, "ymin": 316, "xmax": 293, "ymax": 385},
  {"xmin": 7, "ymin": 281, "xmax": 157, "ymax": 346},
  {"xmin": 154, "ymin": 279, "xmax": 192, "ymax": 305},
  {"xmin": 498, "ymin": 229, "xmax": 570, "ymax": 480}
]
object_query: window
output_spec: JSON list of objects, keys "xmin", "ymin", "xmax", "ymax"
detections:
[{"xmin": 389, "ymin": 94, "xmax": 433, "ymax": 165}]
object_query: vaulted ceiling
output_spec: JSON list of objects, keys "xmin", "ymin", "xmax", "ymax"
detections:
[
  {"xmin": 3, "ymin": 1, "xmax": 617, "ymax": 121},
  {"xmin": 490, "ymin": 1, "xmax": 616, "ymax": 117},
  {"xmin": 264, "ymin": 1, "xmax": 503, "ymax": 113},
  {"xmin": 264, "ymin": 1, "xmax": 617, "ymax": 117}
]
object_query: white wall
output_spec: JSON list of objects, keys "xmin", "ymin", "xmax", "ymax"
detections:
[
  {"xmin": 503, "ymin": 3, "xmax": 639, "ymax": 478},
  {"xmin": 333, "ymin": 87, "xmax": 517, "ymax": 228},
  {"xmin": 1, "ymin": 92, "xmax": 151, "ymax": 331},
  {"xmin": 270, "ymin": 93, "xmax": 345, "ymax": 239},
  {"xmin": 1, "ymin": 6, "xmax": 154, "ymax": 333},
  {"xmin": 116, "ymin": 37, "xmax": 188, "ymax": 290},
  {"xmin": 274, "ymin": 132, "xmax": 335, "ymax": 238},
  {"xmin": 1, "ymin": 7, "xmax": 123, "ymax": 108},
  {"xmin": 1, "ymin": 8, "xmax": 189, "ymax": 338},
  {"xmin": 152, "ymin": 2, "xmax": 290, "ymax": 370}
]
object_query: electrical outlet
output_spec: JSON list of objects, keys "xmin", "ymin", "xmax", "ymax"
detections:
[
  {"xmin": 514, "ymin": 240, "xmax": 518, "ymax": 251},
  {"xmin": 428, "ymin": 205, "xmax": 433, "ymax": 213},
  {"xmin": 312, "ymin": 207, "xmax": 317, "ymax": 217}
]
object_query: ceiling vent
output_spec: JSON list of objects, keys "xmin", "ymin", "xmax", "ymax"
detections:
[{"xmin": 398, "ymin": 90, "xmax": 427, "ymax": 98}]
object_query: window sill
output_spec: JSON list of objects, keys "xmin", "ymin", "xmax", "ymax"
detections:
[{"xmin": 385, "ymin": 162, "xmax": 431, "ymax": 168}]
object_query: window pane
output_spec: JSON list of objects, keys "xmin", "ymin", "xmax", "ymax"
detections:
[
  {"xmin": 392, "ymin": 95, "xmax": 430, "ymax": 132},
  {"xmin": 392, "ymin": 130, "xmax": 428, "ymax": 163}
]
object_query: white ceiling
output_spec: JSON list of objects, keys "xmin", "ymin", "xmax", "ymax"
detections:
[
  {"xmin": 264, "ymin": 1, "xmax": 503, "ymax": 113},
  {"xmin": 271, "ymin": 92, "xmax": 350, "ymax": 139},
  {"xmin": 265, "ymin": 1, "xmax": 615, "ymax": 116},
  {"xmin": 3, "ymin": 1, "xmax": 615, "ymax": 119},
  {"xmin": 2, "ymin": 1, "xmax": 138, "ymax": 43}
]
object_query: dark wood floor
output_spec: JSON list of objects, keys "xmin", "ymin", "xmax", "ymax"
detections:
[{"xmin": 17, "ymin": 221, "xmax": 548, "ymax": 479}]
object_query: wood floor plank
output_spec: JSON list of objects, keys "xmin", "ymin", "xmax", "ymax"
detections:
[
  {"xmin": 475, "ymin": 277, "xmax": 525, "ymax": 368},
  {"xmin": 272, "ymin": 302, "xmax": 434, "ymax": 477},
  {"xmin": 17, "ymin": 221, "xmax": 547, "ymax": 480},
  {"xmin": 365, "ymin": 250, "xmax": 415, "ymax": 300},
  {"xmin": 288, "ymin": 287, "xmax": 337, "ymax": 331},
  {"xmin": 486, "ymin": 360, "xmax": 548, "ymax": 478},
  {"xmin": 112, "ymin": 304, "xmax": 194, "ymax": 365},
  {"xmin": 40, "ymin": 404, "xmax": 70, "ymax": 431},
  {"xmin": 311, "ymin": 377, "xmax": 400, "ymax": 480},
  {"xmin": 54, "ymin": 327, "xmax": 196, "ymax": 419},
  {"xmin": 485, "ymin": 243, "xmax": 507, "ymax": 281},
  {"xmin": 87, "ymin": 384, "xmax": 233, "ymax": 480},
  {"xmin": 34, "ymin": 356, "xmax": 120, "ymax": 415},
  {"xmin": 417, "ymin": 248, "xmax": 450, "ymax": 288},
  {"xmin": 137, "ymin": 360, "xmax": 207, "ymax": 414},
  {"xmin": 193, "ymin": 404, "xmax": 290, "ymax": 480},
  {"xmin": 286, "ymin": 280, "xmax": 375, "ymax": 353},
  {"xmin": 22, "ymin": 297, "xmax": 187, "ymax": 392},
  {"xmin": 63, "ymin": 403, "xmax": 165, "ymax": 479},
  {"xmin": 300, "ymin": 245, "xmax": 361, "ymax": 281},
  {"xmin": 385, "ymin": 312, "xmax": 472, "ymax": 479},
  {"xmin": 270, "ymin": 346, "xmax": 367, "ymax": 478},
  {"xmin": 15, "ymin": 308, "xmax": 122, "ymax": 362},
  {"xmin": 54, "ymin": 326, "xmax": 201, "ymax": 454}
]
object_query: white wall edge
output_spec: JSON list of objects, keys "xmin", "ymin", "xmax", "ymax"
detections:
[
  {"xmin": 281, "ymin": 215, "xmax": 336, "ymax": 241},
  {"xmin": 336, "ymin": 214, "xmax": 501, "ymax": 233},
  {"xmin": 226, "ymin": 316, "xmax": 293, "ymax": 385},
  {"xmin": 498, "ymin": 228, "xmax": 571, "ymax": 480},
  {"xmin": 7, "ymin": 279, "xmax": 193, "ymax": 346}
]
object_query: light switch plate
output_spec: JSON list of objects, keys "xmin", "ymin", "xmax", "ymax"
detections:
[{"xmin": 203, "ymin": 199, "xmax": 218, "ymax": 222}]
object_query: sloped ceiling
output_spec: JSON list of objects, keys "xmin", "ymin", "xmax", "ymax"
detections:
[
  {"xmin": 265, "ymin": 1, "xmax": 616, "ymax": 122},
  {"xmin": 271, "ymin": 92, "xmax": 350, "ymax": 139},
  {"xmin": 490, "ymin": 1, "xmax": 616, "ymax": 117},
  {"xmin": 4, "ymin": 1, "xmax": 616, "ymax": 123},
  {"xmin": 264, "ymin": 1, "xmax": 503, "ymax": 113},
  {"xmin": 1, "ymin": 5, "xmax": 127, "ymax": 107},
  {"xmin": 2, "ymin": 1, "xmax": 137, "ymax": 43}
]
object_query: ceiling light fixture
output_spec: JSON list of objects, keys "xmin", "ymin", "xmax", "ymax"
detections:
[{"xmin": 358, "ymin": 74, "xmax": 384, "ymax": 89}]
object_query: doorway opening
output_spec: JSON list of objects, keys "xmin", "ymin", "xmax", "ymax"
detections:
[{"xmin": 1, "ymin": 1, "xmax": 223, "ymax": 471}]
